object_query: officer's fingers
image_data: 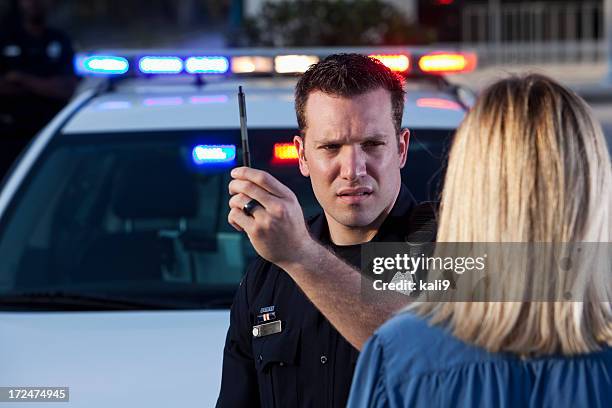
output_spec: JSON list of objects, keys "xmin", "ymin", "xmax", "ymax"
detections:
[
  {"xmin": 228, "ymin": 193, "xmax": 252, "ymax": 210},
  {"xmin": 231, "ymin": 167, "xmax": 294, "ymax": 198},
  {"xmin": 228, "ymin": 207, "xmax": 254, "ymax": 233},
  {"xmin": 228, "ymin": 179, "xmax": 279, "ymax": 209},
  {"xmin": 227, "ymin": 208, "xmax": 243, "ymax": 232},
  {"xmin": 229, "ymin": 184, "xmax": 301, "ymax": 227},
  {"xmin": 228, "ymin": 218, "xmax": 243, "ymax": 232},
  {"xmin": 229, "ymin": 193, "xmax": 267, "ymax": 219}
]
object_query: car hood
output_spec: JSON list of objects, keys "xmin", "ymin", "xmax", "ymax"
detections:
[{"xmin": 0, "ymin": 310, "xmax": 229, "ymax": 407}]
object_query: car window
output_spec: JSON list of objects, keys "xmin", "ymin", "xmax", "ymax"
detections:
[
  {"xmin": 0, "ymin": 128, "xmax": 452, "ymax": 310},
  {"xmin": 402, "ymin": 128, "xmax": 454, "ymax": 202}
]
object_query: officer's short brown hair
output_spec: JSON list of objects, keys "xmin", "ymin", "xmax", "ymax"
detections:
[{"xmin": 294, "ymin": 53, "xmax": 406, "ymax": 135}]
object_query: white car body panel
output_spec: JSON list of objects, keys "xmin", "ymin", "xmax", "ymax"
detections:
[{"xmin": 0, "ymin": 311, "xmax": 229, "ymax": 407}]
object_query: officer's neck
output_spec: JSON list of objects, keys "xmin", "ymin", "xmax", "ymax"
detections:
[{"xmin": 325, "ymin": 212, "xmax": 387, "ymax": 246}]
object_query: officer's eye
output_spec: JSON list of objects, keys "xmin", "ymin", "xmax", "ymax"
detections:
[
  {"xmin": 362, "ymin": 141, "xmax": 385, "ymax": 148},
  {"xmin": 320, "ymin": 144, "xmax": 340, "ymax": 151}
]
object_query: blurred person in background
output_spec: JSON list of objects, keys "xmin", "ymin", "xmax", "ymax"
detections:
[
  {"xmin": 348, "ymin": 74, "xmax": 612, "ymax": 407},
  {"xmin": 0, "ymin": 0, "xmax": 77, "ymax": 177}
]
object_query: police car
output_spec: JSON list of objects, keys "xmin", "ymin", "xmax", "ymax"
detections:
[{"xmin": 0, "ymin": 48, "xmax": 473, "ymax": 407}]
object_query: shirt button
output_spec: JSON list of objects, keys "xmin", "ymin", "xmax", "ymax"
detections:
[{"xmin": 320, "ymin": 355, "xmax": 328, "ymax": 364}]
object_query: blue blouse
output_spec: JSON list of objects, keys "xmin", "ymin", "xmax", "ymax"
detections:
[{"xmin": 348, "ymin": 312, "xmax": 612, "ymax": 408}]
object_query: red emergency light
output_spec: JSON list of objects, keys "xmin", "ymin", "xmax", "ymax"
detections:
[
  {"xmin": 418, "ymin": 52, "xmax": 477, "ymax": 74},
  {"xmin": 369, "ymin": 54, "xmax": 410, "ymax": 73},
  {"xmin": 273, "ymin": 143, "xmax": 299, "ymax": 163}
]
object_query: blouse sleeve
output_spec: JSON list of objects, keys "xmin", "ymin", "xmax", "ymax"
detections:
[{"xmin": 347, "ymin": 333, "xmax": 388, "ymax": 408}]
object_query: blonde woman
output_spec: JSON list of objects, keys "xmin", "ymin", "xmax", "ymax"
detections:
[{"xmin": 348, "ymin": 75, "xmax": 612, "ymax": 407}]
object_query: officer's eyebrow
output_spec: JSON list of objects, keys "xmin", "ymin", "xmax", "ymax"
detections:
[
  {"xmin": 313, "ymin": 133, "xmax": 391, "ymax": 145},
  {"xmin": 361, "ymin": 133, "xmax": 390, "ymax": 142}
]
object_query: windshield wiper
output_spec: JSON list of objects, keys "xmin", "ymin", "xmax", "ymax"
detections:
[{"xmin": 0, "ymin": 291, "xmax": 176, "ymax": 311}]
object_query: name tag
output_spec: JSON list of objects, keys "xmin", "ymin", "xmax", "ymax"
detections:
[{"xmin": 252, "ymin": 320, "xmax": 282, "ymax": 338}]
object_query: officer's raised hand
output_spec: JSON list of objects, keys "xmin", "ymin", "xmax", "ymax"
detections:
[{"xmin": 228, "ymin": 166, "xmax": 313, "ymax": 266}]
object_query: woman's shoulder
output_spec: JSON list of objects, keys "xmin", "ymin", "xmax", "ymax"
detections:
[
  {"xmin": 375, "ymin": 311, "xmax": 477, "ymax": 356},
  {"xmin": 373, "ymin": 312, "xmax": 509, "ymax": 378},
  {"xmin": 372, "ymin": 311, "xmax": 612, "ymax": 379}
]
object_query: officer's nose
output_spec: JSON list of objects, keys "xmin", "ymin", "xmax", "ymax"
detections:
[{"xmin": 339, "ymin": 146, "xmax": 367, "ymax": 181}]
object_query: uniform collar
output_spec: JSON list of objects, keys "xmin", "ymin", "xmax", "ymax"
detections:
[
  {"xmin": 372, "ymin": 184, "xmax": 415, "ymax": 242},
  {"xmin": 387, "ymin": 183, "xmax": 414, "ymax": 218},
  {"xmin": 307, "ymin": 184, "xmax": 415, "ymax": 244}
]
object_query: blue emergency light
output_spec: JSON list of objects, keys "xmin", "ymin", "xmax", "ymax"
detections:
[
  {"xmin": 192, "ymin": 145, "xmax": 236, "ymax": 165},
  {"xmin": 139, "ymin": 56, "xmax": 184, "ymax": 74},
  {"xmin": 75, "ymin": 56, "xmax": 129, "ymax": 75},
  {"xmin": 185, "ymin": 56, "xmax": 229, "ymax": 74}
]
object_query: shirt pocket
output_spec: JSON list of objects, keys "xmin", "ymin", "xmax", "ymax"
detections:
[{"xmin": 252, "ymin": 325, "xmax": 300, "ymax": 408}]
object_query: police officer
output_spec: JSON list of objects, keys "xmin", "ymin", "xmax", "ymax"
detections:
[
  {"xmin": 0, "ymin": 0, "xmax": 77, "ymax": 176},
  {"xmin": 218, "ymin": 54, "xmax": 435, "ymax": 407}
]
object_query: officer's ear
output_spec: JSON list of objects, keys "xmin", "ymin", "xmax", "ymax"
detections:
[
  {"xmin": 398, "ymin": 128, "xmax": 410, "ymax": 169},
  {"xmin": 294, "ymin": 134, "xmax": 310, "ymax": 177}
]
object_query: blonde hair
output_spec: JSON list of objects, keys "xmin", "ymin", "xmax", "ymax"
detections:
[{"xmin": 409, "ymin": 74, "xmax": 612, "ymax": 355}]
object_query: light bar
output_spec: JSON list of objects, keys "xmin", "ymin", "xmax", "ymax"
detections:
[
  {"xmin": 273, "ymin": 143, "xmax": 299, "ymax": 162},
  {"xmin": 76, "ymin": 56, "xmax": 129, "ymax": 75},
  {"xmin": 418, "ymin": 52, "xmax": 477, "ymax": 74},
  {"xmin": 369, "ymin": 54, "xmax": 410, "ymax": 72},
  {"xmin": 192, "ymin": 145, "xmax": 236, "ymax": 164},
  {"xmin": 185, "ymin": 56, "xmax": 229, "ymax": 74},
  {"xmin": 231, "ymin": 56, "xmax": 274, "ymax": 74},
  {"xmin": 139, "ymin": 56, "xmax": 183, "ymax": 74},
  {"xmin": 74, "ymin": 49, "xmax": 479, "ymax": 79},
  {"xmin": 274, "ymin": 55, "xmax": 319, "ymax": 74}
]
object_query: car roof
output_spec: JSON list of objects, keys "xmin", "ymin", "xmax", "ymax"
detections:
[{"xmin": 62, "ymin": 77, "xmax": 466, "ymax": 134}]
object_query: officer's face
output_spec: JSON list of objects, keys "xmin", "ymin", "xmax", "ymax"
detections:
[{"xmin": 295, "ymin": 89, "xmax": 409, "ymax": 235}]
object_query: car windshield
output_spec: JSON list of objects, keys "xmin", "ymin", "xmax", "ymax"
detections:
[{"xmin": 0, "ymin": 128, "xmax": 452, "ymax": 310}]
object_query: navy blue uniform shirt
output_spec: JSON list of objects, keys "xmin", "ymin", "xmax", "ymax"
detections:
[{"xmin": 217, "ymin": 185, "xmax": 417, "ymax": 408}]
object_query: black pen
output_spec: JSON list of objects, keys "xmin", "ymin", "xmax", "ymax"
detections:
[
  {"xmin": 238, "ymin": 86, "xmax": 261, "ymax": 216},
  {"xmin": 238, "ymin": 86, "xmax": 251, "ymax": 167}
]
